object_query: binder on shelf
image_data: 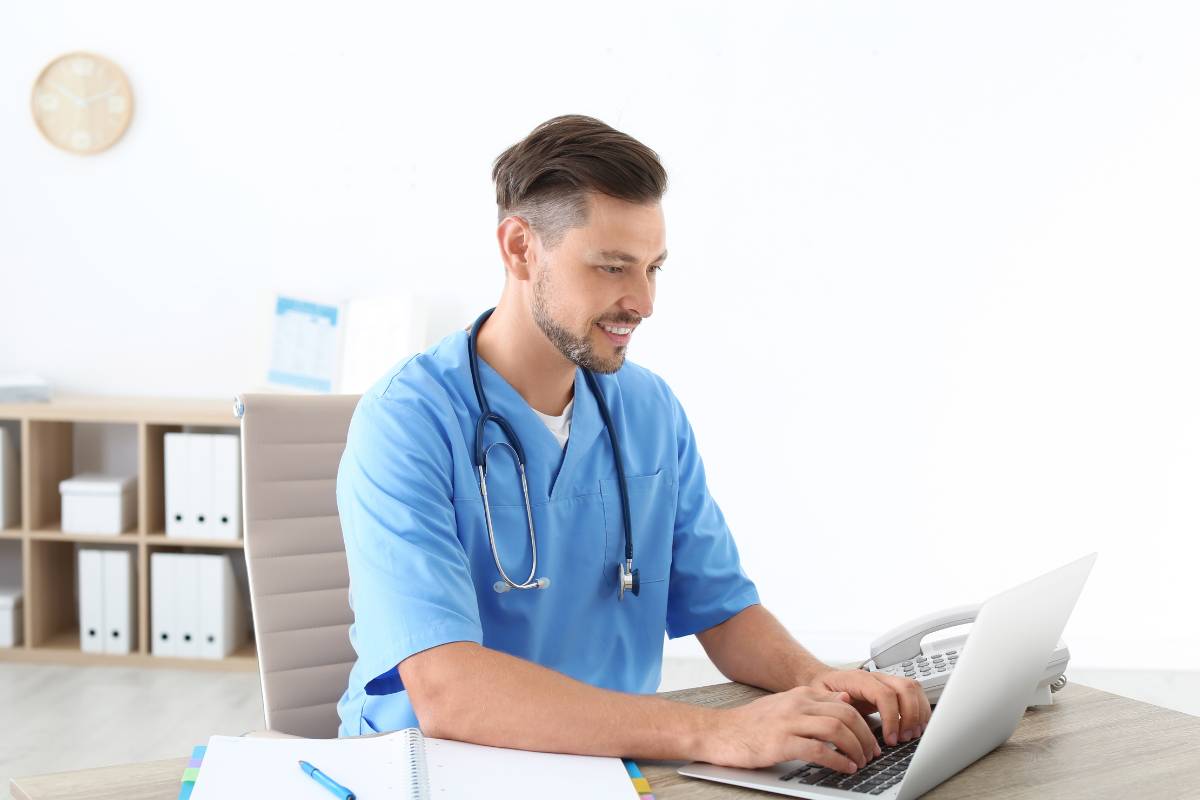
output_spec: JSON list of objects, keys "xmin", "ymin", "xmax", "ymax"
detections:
[
  {"xmin": 151, "ymin": 552, "xmax": 246, "ymax": 660},
  {"xmin": 175, "ymin": 552, "xmax": 202, "ymax": 658},
  {"xmin": 165, "ymin": 434, "xmax": 189, "ymax": 538},
  {"xmin": 78, "ymin": 549, "xmax": 105, "ymax": 654},
  {"xmin": 0, "ymin": 427, "xmax": 17, "ymax": 529},
  {"xmin": 151, "ymin": 552, "xmax": 177, "ymax": 657},
  {"xmin": 165, "ymin": 433, "xmax": 242, "ymax": 541},
  {"xmin": 102, "ymin": 549, "xmax": 134, "ymax": 654},
  {"xmin": 198, "ymin": 554, "xmax": 246, "ymax": 658},
  {"xmin": 188, "ymin": 434, "xmax": 215, "ymax": 539},
  {"xmin": 210, "ymin": 434, "xmax": 242, "ymax": 541}
]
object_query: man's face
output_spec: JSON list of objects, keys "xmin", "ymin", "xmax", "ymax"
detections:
[{"xmin": 528, "ymin": 192, "xmax": 666, "ymax": 374}]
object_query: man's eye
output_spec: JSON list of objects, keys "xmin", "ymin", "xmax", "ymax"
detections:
[
  {"xmin": 601, "ymin": 265, "xmax": 623, "ymax": 274},
  {"xmin": 649, "ymin": 264, "xmax": 663, "ymax": 274}
]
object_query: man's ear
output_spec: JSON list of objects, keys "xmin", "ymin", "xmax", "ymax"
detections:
[{"xmin": 497, "ymin": 215, "xmax": 537, "ymax": 282}]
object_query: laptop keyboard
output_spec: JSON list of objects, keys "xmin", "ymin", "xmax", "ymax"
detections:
[{"xmin": 778, "ymin": 732, "xmax": 920, "ymax": 795}]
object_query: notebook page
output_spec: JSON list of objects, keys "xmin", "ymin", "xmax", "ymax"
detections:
[
  {"xmin": 190, "ymin": 729, "xmax": 422, "ymax": 800},
  {"xmin": 424, "ymin": 737, "xmax": 638, "ymax": 799}
]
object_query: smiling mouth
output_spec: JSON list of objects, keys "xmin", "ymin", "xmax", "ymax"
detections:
[{"xmin": 596, "ymin": 322, "xmax": 637, "ymax": 346}]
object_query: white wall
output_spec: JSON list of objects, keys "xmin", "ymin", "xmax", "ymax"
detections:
[{"xmin": 3, "ymin": 1, "xmax": 1198, "ymax": 669}]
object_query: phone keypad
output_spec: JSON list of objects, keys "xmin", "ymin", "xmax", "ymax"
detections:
[{"xmin": 875, "ymin": 648, "xmax": 959, "ymax": 681}]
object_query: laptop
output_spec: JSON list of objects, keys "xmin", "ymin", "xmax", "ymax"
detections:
[{"xmin": 678, "ymin": 552, "xmax": 1098, "ymax": 799}]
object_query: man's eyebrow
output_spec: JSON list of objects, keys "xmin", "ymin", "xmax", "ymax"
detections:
[{"xmin": 594, "ymin": 249, "xmax": 669, "ymax": 264}]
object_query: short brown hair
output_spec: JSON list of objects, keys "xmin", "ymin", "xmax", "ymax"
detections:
[{"xmin": 492, "ymin": 114, "xmax": 668, "ymax": 250}]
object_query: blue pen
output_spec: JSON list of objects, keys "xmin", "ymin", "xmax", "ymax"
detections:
[{"xmin": 299, "ymin": 760, "xmax": 356, "ymax": 800}]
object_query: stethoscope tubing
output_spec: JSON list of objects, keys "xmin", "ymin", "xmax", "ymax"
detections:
[{"xmin": 468, "ymin": 307, "xmax": 636, "ymax": 597}]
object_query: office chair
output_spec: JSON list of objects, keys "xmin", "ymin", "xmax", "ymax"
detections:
[{"xmin": 235, "ymin": 392, "xmax": 361, "ymax": 738}]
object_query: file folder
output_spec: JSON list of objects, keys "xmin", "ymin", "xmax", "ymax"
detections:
[
  {"xmin": 210, "ymin": 434, "xmax": 242, "ymax": 541},
  {"xmin": 102, "ymin": 549, "xmax": 134, "ymax": 654},
  {"xmin": 151, "ymin": 552, "xmax": 177, "ymax": 656},
  {"xmin": 78, "ymin": 549, "xmax": 105, "ymax": 654},
  {"xmin": 198, "ymin": 554, "xmax": 245, "ymax": 658},
  {"xmin": 0, "ymin": 427, "xmax": 17, "ymax": 529},
  {"xmin": 187, "ymin": 434, "xmax": 214, "ymax": 539},
  {"xmin": 176, "ymin": 552, "xmax": 202, "ymax": 658},
  {"xmin": 165, "ymin": 434, "xmax": 189, "ymax": 538}
]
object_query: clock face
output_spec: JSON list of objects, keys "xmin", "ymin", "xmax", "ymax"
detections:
[{"xmin": 31, "ymin": 52, "xmax": 134, "ymax": 155}]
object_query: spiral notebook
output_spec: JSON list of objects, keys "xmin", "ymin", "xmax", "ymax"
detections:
[{"xmin": 188, "ymin": 728, "xmax": 640, "ymax": 799}]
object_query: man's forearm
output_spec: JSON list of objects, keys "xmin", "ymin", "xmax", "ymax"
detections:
[
  {"xmin": 696, "ymin": 604, "xmax": 831, "ymax": 692},
  {"xmin": 404, "ymin": 642, "xmax": 718, "ymax": 760}
]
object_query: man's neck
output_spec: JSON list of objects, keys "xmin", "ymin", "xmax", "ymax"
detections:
[{"xmin": 474, "ymin": 299, "xmax": 576, "ymax": 417}]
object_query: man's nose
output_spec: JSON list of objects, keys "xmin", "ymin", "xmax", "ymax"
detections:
[{"xmin": 623, "ymin": 273, "xmax": 654, "ymax": 320}]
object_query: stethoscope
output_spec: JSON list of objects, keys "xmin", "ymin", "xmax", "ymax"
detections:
[{"xmin": 468, "ymin": 307, "xmax": 640, "ymax": 601}]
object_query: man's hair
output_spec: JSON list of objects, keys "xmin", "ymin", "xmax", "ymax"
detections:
[{"xmin": 492, "ymin": 114, "xmax": 668, "ymax": 250}]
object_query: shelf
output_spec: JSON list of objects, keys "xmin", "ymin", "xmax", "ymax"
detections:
[
  {"xmin": 30, "ymin": 525, "xmax": 140, "ymax": 544},
  {"xmin": 0, "ymin": 395, "xmax": 240, "ymax": 426},
  {"xmin": 0, "ymin": 395, "xmax": 257, "ymax": 672},
  {"xmin": 144, "ymin": 532, "xmax": 245, "ymax": 549},
  {"xmin": 0, "ymin": 630, "xmax": 258, "ymax": 671}
]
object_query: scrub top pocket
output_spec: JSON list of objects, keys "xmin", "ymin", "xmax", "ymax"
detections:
[{"xmin": 600, "ymin": 468, "xmax": 677, "ymax": 584}]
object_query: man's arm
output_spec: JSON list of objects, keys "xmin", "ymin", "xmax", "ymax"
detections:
[
  {"xmin": 696, "ymin": 603, "xmax": 830, "ymax": 691},
  {"xmin": 401, "ymin": 642, "xmax": 711, "ymax": 759},
  {"xmin": 399, "ymin": 640, "xmax": 880, "ymax": 773}
]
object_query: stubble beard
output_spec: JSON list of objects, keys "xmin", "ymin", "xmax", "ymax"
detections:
[{"xmin": 531, "ymin": 268, "xmax": 626, "ymax": 375}]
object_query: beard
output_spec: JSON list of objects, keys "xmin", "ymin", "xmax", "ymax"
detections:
[{"xmin": 531, "ymin": 269, "xmax": 628, "ymax": 375}]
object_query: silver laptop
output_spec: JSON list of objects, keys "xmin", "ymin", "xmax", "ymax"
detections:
[{"xmin": 679, "ymin": 552, "xmax": 1098, "ymax": 799}]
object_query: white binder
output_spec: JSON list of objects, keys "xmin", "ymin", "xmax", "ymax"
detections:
[
  {"xmin": 176, "ymin": 553, "xmax": 202, "ymax": 657},
  {"xmin": 0, "ymin": 427, "xmax": 18, "ymax": 529},
  {"xmin": 198, "ymin": 554, "xmax": 245, "ymax": 658},
  {"xmin": 102, "ymin": 549, "xmax": 134, "ymax": 654},
  {"xmin": 151, "ymin": 552, "xmax": 177, "ymax": 656},
  {"xmin": 78, "ymin": 549, "xmax": 105, "ymax": 654},
  {"xmin": 187, "ymin": 434, "xmax": 215, "ymax": 539},
  {"xmin": 210, "ymin": 434, "xmax": 242, "ymax": 541},
  {"xmin": 165, "ymin": 433, "xmax": 189, "ymax": 538}
]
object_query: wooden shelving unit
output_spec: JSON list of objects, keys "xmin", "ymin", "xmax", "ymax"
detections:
[{"xmin": 0, "ymin": 395, "xmax": 257, "ymax": 671}]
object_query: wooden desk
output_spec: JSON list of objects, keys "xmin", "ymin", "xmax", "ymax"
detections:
[{"xmin": 11, "ymin": 681, "xmax": 1200, "ymax": 799}]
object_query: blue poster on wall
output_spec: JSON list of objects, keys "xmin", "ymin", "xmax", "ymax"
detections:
[{"xmin": 266, "ymin": 295, "xmax": 343, "ymax": 393}]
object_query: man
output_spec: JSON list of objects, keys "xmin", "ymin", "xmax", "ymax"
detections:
[{"xmin": 335, "ymin": 114, "xmax": 930, "ymax": 775}]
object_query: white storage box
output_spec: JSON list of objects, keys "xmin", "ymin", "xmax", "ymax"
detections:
[
  {"xmin": 59, "ymin": 473, "xmax": 137, "ymax": 535},
  {"xmin": 0, "ymin": 587, "xmax": 22, "ymax": 647}
]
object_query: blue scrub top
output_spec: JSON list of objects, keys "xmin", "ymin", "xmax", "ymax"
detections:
[{"xmin": 335, "ymin": 328, "xmax": 760, "ymax": 737}]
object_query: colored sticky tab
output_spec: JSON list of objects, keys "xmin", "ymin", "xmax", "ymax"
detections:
[
  {"xmin": 179, "ymin": 744, "xmax": 206, "ymax": 800},
  {"xmin": 622, "ymin": 759, "xmax": 652, "ymax": 797}
]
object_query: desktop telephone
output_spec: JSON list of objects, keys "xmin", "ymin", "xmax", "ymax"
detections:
[{"xmin": 861, "ymin": 603, "xmax": 1070, "ymax": 707}]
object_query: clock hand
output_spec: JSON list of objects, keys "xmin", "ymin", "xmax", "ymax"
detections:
[
  {"xmin": 84, "ymin": 85, "xmax": 119, "ymax": 105},
  {"xmin": 51, "ymin": 81, "xmax": 87, "ymax": 108}
]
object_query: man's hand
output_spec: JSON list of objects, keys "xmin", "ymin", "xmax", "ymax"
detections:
[
  {"xmin": 809, "ymin": 668, "xmax": 932, "ymax": 747},
  {"xmin": 702, "ymin": 686, "xmax": 882, "ymax": 774}
]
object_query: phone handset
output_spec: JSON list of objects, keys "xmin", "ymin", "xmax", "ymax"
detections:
[
  {"xmin": 865, "ymin": 602, "xmax": 1070, "ymax": 707},
  {"xmin": 868, "ymin": 603, "xmax": 981, "ymax": 668}
]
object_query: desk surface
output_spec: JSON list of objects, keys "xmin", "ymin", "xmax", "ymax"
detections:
[{"xmin": 11, "ymin": 680, "xmax": 1200, "ymax": 799}]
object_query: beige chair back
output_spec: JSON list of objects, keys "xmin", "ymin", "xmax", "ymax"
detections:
[{"xmin": 236, "ymin": 392, "xmax": 361, "ymax": 738}]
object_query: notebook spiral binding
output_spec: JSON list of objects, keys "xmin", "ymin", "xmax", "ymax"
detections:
[{"xmin": 403, "ymin": 728, "xmax": 430, "ymax": 799}]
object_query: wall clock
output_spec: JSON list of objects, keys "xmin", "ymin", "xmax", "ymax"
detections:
[{"xmin": 31, "ymin": 51, "xmax": 134, "ymax": 155}]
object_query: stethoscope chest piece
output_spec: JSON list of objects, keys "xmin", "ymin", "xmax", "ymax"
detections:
[{"xmin": 618, "ymin": 560, "xmax": 640, "ymax": 601}]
